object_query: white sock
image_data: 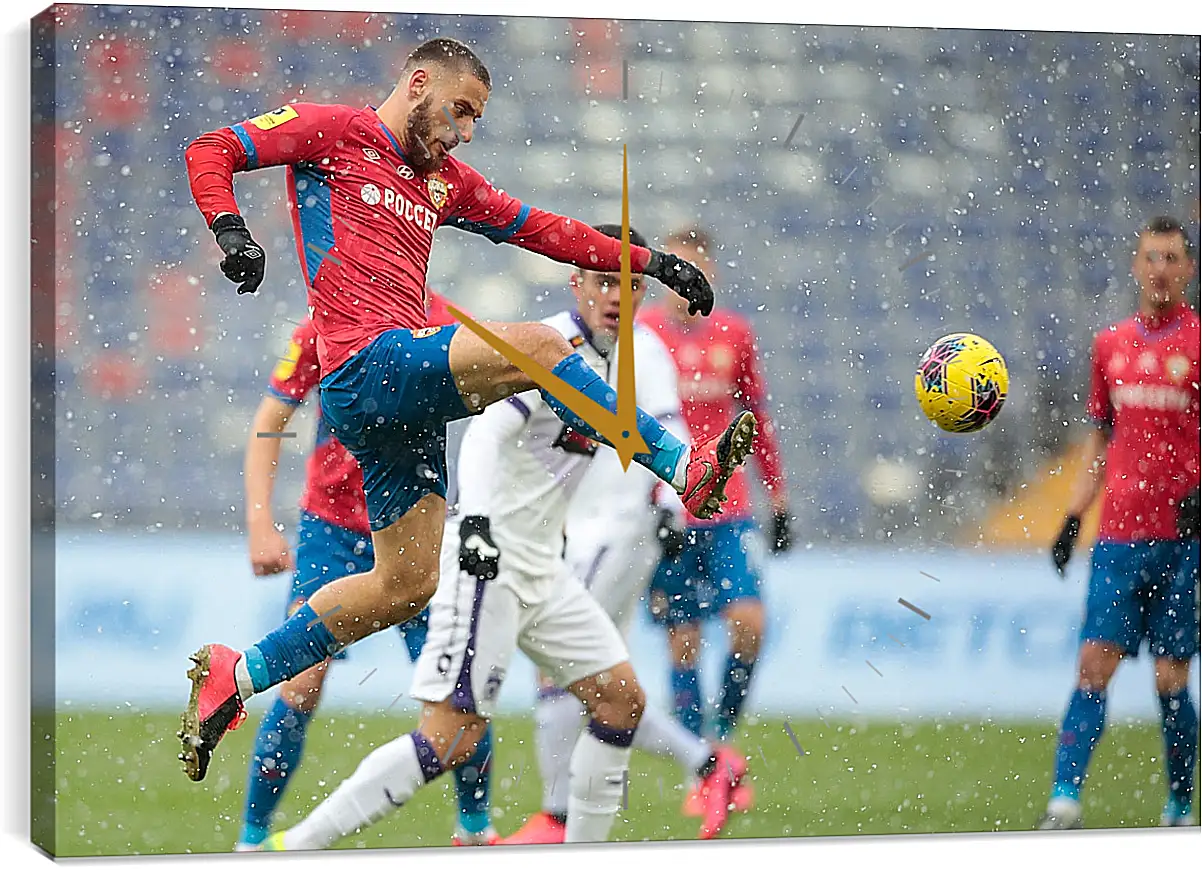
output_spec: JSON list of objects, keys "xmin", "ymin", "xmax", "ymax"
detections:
[
  {"xmin": 565, "ymin": 728, "xmax": 633, "ymax": 843},
  {"xmin": 534, "ymin": 690, "xmax": 586, "ymax": 816},
  {"xmin": 234, "ymin": 656, "xmax": 255, "ymax": 702},
  {"xmin": 282, "ymin": 732, "xmax": 440, "ymax": 850},
  {"xmin": 632, "ymin": 707, "xmax": 711, "ymax": 773},
  {"xmin": 671, "ymin": 445, "xmax": 692, "ymax": 491}
]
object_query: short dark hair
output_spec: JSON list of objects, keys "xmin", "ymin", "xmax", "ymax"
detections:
[
  {"xmin": 1141, "ymin": 215, "xmax": 1197, "ymax": 261},
  {"xmin": 665, "ymin": 225, "xmax": 715, "ymax": 257},
  {"xmin": 591, "ymin": 222, "xmax": 648, "ymax": 250},
  {"xmin": 403, "ymin": 38, "xmax": 491, "ymax": 90}
]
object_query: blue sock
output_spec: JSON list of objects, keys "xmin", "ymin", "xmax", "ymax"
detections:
[
  {"xmin": 454, "ymin": 724, "xmax": 494, "ymax": 834},
  {"xmin": 1051, "ymin": 688, "xmax": 1107, "ymax": 801},
  {"xmin": 671, "ymin": 664, "xmax": 703, "ymax": 737},
  {"xmin": 1159, "ymin": 688, "xmax": 1198, "ymax": 815},
  {"xmin": 243, "ymin": 603, "xmax": 341, "ymax": 694},
  {"xmin": 398, "ymin": 609, "xmax": 429, "ymax": 664},
  {"xmin": 544, "ymin": 354, "xmax": 687, "ymax": 484},
  {"xmin": 715, "ymin": 654, "xmax": 756, "ymax": 742},
  {"xmin": 240, "ymin": 697, "xmax": 313, "ymax": 844}
]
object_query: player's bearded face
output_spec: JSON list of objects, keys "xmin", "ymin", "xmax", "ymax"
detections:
[
  {"xmin": 574, "ymin": 270, "xmax": 646, "ymax": 352},
  {"xmin": 403, "ymin": 95, "xmax": 441, "ymax": 173},
  {"xmin": 402, "ymin": 71, "xmax": 488, "ymax": 174},
  {"xmin": 1133, "ymin": 233, "xmax": 1195, "ymax": 311}
]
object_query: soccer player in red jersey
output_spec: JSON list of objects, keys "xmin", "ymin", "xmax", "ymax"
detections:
[
  {"xmin": 1040, "ymin": 216, "xmax": 1200, "ymax": 830},
  {"xmin": 179, "ymin": 38, "xmax": 760, "ymax": 784},
  {"xmin": 637, "ymin": 226, "xmax": 792, "ymax": 812},
  {"xmin": 235, "ymin": 291, "xmax": 499, "ymax": 848}
]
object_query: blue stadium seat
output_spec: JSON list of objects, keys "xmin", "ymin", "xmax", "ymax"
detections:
[
  {"xmin": 1133, "ymin": 165, "xmax": 1171, "ymax": 201},
  {"xmin": 1130, "ymin": 77, "xmax": 1168, "ymax": 114},
  {"xmin": 216, "ymin": 8, "xmax": 257, "ymax": 34},
  {"xmin": 866, "ymin": 384, "xmax": 903, "ymax": 414},
  {"xmin": 1075, "ymin": 168, "xmax": 1114, "ymax": 200},
  {"xmin": 815, "ymin": 474, "xmax": 864, "ymax": 528},
  {"xmin": 1074, "ymin": 226, "xmax": 1119, "ymax": 295},
  {"xmin": 882, "ymin": 112, "xmax": 929, "ymax": 152},
  {"xmin": 1132, "ymin": 129, "xmax": 1170, "ymax": 156},
  {"xmin": 949, "ymin": 215, "xmax": 989, "ymax": 241}
]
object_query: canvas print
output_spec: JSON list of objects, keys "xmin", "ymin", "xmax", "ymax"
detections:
[{"xmin": 29, "ymin": 4, "xmax": 1201, "ymax": 858}]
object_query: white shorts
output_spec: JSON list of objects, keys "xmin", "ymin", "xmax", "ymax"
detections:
[
  {"xmin": 410, "ymin": 535, "xmax": 630, "ymax": 718},
  {"xmin": 564, "ymin": 510, "xmax": 660, "ymax": 637}
]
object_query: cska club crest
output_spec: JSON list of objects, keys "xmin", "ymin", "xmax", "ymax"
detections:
[{"xmin": 426, "ymin": 175, "xmax": 450, "ymax": 210}]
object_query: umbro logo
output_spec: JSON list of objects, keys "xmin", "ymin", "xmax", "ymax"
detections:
[{"xmin": 362, "ymin": 148, "xmax": 381, "ymax": 162}]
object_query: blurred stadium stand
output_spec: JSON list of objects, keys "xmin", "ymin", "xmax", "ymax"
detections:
[{"xmin": 40, "ymin": 8, "xmax": 1200, "ymax": 544}]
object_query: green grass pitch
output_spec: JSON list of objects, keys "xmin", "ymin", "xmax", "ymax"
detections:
[{"xmin": 49, "ymin": 708, "xmax": 1181, "ymax": 856}]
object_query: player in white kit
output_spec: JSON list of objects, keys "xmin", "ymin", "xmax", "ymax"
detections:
[
  {"xmin": 502, "ymin": 226, "xmax": 750, "ymax": 845},
  {"xmin": 257, "ymin": 224, "xmax": 750, "ymax": 851}
]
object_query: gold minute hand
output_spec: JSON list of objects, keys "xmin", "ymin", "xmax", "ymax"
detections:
[
  {"xmin": 614, "ymin": 144, "xmax": 648, "ymax": 471},
  {"xmin": 447, "ymin": 145, "xmax": 650, "ymax": 467}
]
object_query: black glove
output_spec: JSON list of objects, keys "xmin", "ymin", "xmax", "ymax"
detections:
[
  {"xmin": 1052, "ymin": 515, "xmax": 1081, "ymax": 577},
  {"xmin": 644, "ymin": 250, "xmax": 713, "ymax": 316},
  {"xmin": 771, "ymin": 510, "xmax": 792, "ymax": 554},
  {"xmin": 459, "ymin": 515, "xmax": 500, "ymax": 581},
  {"xmin": 655, "ymin": 508, "xmax": 687, "ymax": 560},
  {"xmin": 1179, "ymin": 487, "xmax": 1200, "ymax": 540},
  {"xmin": 211, "ymin": 213, "xmax": 266, "ymax": 295}
]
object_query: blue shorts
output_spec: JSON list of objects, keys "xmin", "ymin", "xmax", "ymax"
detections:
[
  {"xmin": 319, "ymin": 325, "xmax": 468, "ymax": 532},
  {"xmin": 647, "ymin": 518, "xmax": 765, "ymax": 626},
  {"xmin": 1081, "ymin": 539, "xmax": 1200, "ymax": 661},
  {"xmin": 289, "ymin": 512, "xmax": 429, "ymax": 663}
]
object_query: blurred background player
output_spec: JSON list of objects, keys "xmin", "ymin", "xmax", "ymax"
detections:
[
  {"xmin": 502, "ymin": 225, "xmax": 748, "ymax": 845},
  {"xmin": 639, "ymin": 227, "xmax": 792, "ymax": 786},
  {"xmin": 1040, "ymin": 216, "xmax": 1200, "ymax": 830},
  {"xmin": 235, "ymin": 290, "xmax": 498, "ymax": 849}
]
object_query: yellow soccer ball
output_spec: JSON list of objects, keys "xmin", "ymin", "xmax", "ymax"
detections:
[{"xmin": 915, "ymin": 333, "xmax": 1009, "ymax": 433}]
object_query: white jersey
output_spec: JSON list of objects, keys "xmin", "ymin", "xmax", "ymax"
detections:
[
  {"xmin": 564, "ymin": 327, "xmax": 685, "ymax": 631},
  {"xmin": 452, "ymin": 310, "xmax": 681, "ymax": 599}
]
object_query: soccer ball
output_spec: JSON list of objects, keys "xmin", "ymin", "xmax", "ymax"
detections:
[{"xmin": 914, "ymin": 333, "xmax": 1008, "ymax": 433}]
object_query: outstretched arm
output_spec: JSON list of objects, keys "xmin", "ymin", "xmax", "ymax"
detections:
[
  {"xmin": 185, "ymin": 103, "xmax": 356, "ymax": 294},
  {"xmin": 1052, "ymin": 334, "xmax": 1112, "ymax": 576},
  {"xmin": 444, "ymin": 163, "xmax": 713, "ymax": 315},
  {"xmin": 734, "ymin": 322, "xmax": 793, "ymax": 551},
  {"xmin": 1066, "ymin": 427, "xmax": 1108, "ymax": 518},
  {"xmin": 185, "ymin": 103, "xmax": 355, "ymax": 225},
  {"xmin": 246, "ymin": 396, "xmax": 299, "ymax": 576},
  {"xmin": 736, "ymin": 324, "xmax": 787, "ymax": 512},
  {"xmin": 246, "ymin": 319, "xmax": 323, "ymax": 575},
  {"xmin": 454, "ymin": 396, "xmax": 533, "ymax": 580}
]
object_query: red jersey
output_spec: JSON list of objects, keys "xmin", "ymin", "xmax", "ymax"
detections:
[
  {"xmin": 638, "ymin": 305, "xmax": 786, "ymax": 525},
  {"xmin": 186, "ymin": 102, "xmax": 653, "ymax": 376},
  {"xmin": 268, "ymin": 290, "xmax": 462, "ymax": 536},
  {"xmin": 1086, "ymin": 302, "xmax": 1201, "ymax": 542}
]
